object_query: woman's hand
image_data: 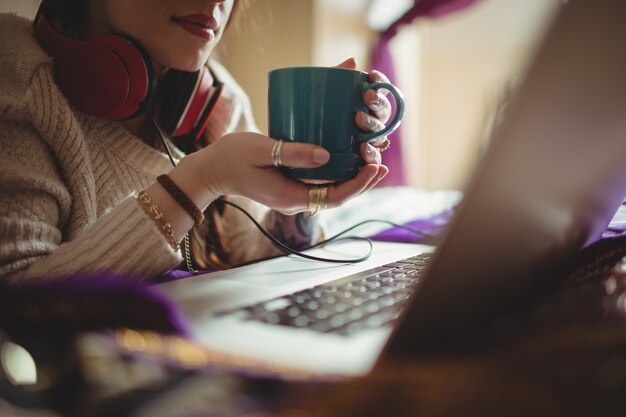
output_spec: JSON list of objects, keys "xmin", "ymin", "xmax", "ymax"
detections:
[
  {"xmin": 166, "ymin": 58, "xmax": 393, "ymax": 225},
  {"xmin": 182, "ymin": 132, "xmax": 387, "ymax": 216},
  {"xmin": 336, "ymin": 58, "xmax": 393, "ymax": 154}
]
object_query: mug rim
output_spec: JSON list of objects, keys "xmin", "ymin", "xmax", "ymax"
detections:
[{"xmin": 269, "ymin": 66, "xmax": 368, "ymax": 76}]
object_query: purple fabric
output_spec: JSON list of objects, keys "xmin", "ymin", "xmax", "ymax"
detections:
[
  {"xmin": 602, "ymin": 205, "xmax": 626, "ymax": 239},
  {"xmin": 158, "ymin": 267, "xmax": 216, "ymax": 283},
  {"xmin": 603, "ymin": 222, "xmax": 626, "ymax": 238},
  {"xmin": 0, "ymin": 273, "xmax": 192, "ymax": 337},
  {"xmin": 371, "ymin": 0, "xmax": 478, "ymax": 186},
  {"xmin": 383, "ymin": 0, "xmax": 478, "ymax": 39},
  {"xmin": 369, "ymin": 208, "xmax": 454, "ymax": 243},
  {"xmin": 367, "ymin": 203, "xmax": 626, "ymax": 247}
]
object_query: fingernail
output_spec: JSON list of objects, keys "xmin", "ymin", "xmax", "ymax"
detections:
[
  {"xmin": 370, "ymin": 94, "xmax": 382, "ymax": 109},
  {"xmin": 361, "ymin": 112, "xmax": 374, "ymax": 127},
  {"xmin": 366, "ymin": 144, "xmax": 375, "ymax": 154},
  {"xmin": 313, "ymin": 148, "xmax": 330, "ymax": 164}
]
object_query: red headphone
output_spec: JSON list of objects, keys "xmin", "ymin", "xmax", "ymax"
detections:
[{"xmin": 33, "ymin": 1, "xmax": 222, "ymax": 141}]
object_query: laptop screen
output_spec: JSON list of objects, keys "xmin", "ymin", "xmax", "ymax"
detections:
[{"xmin": 383, "ymin": 0, "xmax": 626, "ymax": 357}]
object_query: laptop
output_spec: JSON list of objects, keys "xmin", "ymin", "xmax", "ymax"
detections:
[{"xmin": 157, "ymin": 0, "xmax": 626, "ymax": 376}]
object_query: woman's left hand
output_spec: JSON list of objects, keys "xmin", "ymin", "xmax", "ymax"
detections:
[
  {"xmin": 336, "ymin": 58, "xmax": 392, "ymax": 176},
  {"xmin": 337, "ymin": 58, "xmax": 392, "ymax": 154}
]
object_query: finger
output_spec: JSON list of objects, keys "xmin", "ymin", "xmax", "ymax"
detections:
[
  {"xmin": 265, "ymin": 140, "xmax": 330, "ymax": 169},
  {"xmin": 276, "ymin": 165, "xmax": 387, "ymax": 215},
  {"xmin": 327, "ymin": 165, "xmax": 379, "ymax": 208},
  {"xmin": 368, "ymin": 70, "xmax": 389, "ymax": 83},
  {"xmin": 356, "ymin": 111, "xmax": 386, "ymax": 133},
  {"xmin": 362, "ymin": 165, "xmax": 389, "ymax": 194},
  {"xmin": 360, "ymin": 142, "xmax": 382, "ymax": 165},
  {"xmin": 335, "ymin": 57, "xmax": 358, "ymax": 70},
  {"xmin": 368, "ymin": 70, "xmax": 391, "ymax": 96},
  {"xmin": 364, "ymin": 89, "xmax": 392, "ymax": 123},
  {"xmin": 276, "ymin": 180, "xmax": 311, "ymax": 215}
]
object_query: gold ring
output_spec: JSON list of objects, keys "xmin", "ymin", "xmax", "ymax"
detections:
[
  {"xmin": 271, "ymin": 140, "xmax": 283, "ymax": 168},
  {"xmin": 373, "ymin": 138, "xmax": 391, "ymax": 152},
  {"xmin": 307, "ymin": 185, "xmax": 329, "ymax": 217}
]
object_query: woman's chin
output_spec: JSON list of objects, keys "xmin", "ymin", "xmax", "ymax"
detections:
[{"xmin": 155, "ymin": 54, "xmax": 210, "ymax": 73}]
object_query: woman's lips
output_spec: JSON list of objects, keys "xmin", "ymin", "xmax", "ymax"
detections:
[{"xmin": 172, "ymin": 14, "xmax": 218, "ymax": 41}]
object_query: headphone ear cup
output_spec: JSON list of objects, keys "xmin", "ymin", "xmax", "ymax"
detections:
[
  {"xmin": 90, "ymin": 34, "xmax": 155, "ymax": 119},
  {"xmin": 34, "ymin": 14, "xmax": 154, "ymax": 120}
]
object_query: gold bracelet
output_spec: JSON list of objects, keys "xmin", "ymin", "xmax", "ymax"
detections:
[
  {"xmin": 183, "ymin": 234, "xmax": 197, "ymax": 273},
  {"xmin": 138, "ymin": 191, "xmax": 180, "ymax": 252},
  {"xmin": 156, "ymin": 174, "xmax": 204, "ymax": 226}
]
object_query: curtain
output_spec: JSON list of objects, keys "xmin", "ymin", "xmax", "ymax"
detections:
[{"xmin": 371, "ymin": 0, "xmax": 478, "ymax": 186}]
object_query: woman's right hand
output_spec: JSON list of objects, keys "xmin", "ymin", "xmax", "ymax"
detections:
[{"xmin": 177, "ymin": 132, "xmax": 387, "ymax": 216}]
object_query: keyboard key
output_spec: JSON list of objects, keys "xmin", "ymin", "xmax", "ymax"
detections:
[
  {"xmin": 292, "ymin": 294, "xmax": 310, "ymax": 304},
  {"xmin": 293, "ymin": 315, "xmax": 311, "ymax": 327},
  {"xmin": 260, "ymin": 312, "xmax": 281, "ymax": 324},
  {"xmin": 315, "ymin": 309, "xmax": 331, "ymax": 320},
  {"xmin": 287, "ymin": 306, "xmax": 301, "ymax": 317},
  {"xmin": 319, "ymin": 267, "xmax": 394, "ymax": 288},
  {"xmin": 329, "ymin": 314, "xmax": 349, "ymax": 329},
  {"xmin": 305, "ymin": 300, "xmax": 320, "ymax": 311},
  {"xmin": 263, "ymin": 298, "xmax": 291, "ymax": 311},
  {"xmin": 312, "ymin": 319, "xmax": 338, "ymax": 332}
]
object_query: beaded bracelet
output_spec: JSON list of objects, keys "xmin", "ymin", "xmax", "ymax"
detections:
[
  {"xmin": 156, "ymin": 174, "xmax": 204, "ymax": 226},
  {"xmin": 138, "ymin": 191, "xmax": 180, "ymax": 252}
]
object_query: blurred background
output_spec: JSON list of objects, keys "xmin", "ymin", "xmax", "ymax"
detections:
[{"xmin": 2, "ymin": 0, "xmax": 560, "ymax": 191}]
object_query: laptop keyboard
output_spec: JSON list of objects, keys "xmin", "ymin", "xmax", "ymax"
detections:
[{"xmin": 220, "ymin": 253, "xmax": 432, "ymax": 336}]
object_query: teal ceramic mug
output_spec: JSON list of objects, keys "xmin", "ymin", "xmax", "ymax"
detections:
[{"xmin": 268, "ymin": 67, "xmax": 405, "ymax": 182}]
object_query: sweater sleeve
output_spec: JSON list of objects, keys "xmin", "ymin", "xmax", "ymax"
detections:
[{"xmin": 0, "ymin": 120, "xmax": 182, "ymax": 283}]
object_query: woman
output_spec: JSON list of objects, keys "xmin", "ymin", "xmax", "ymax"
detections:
[{"xmin": 0, "ymin": 0, "xmax": 393, "ymax": 282}]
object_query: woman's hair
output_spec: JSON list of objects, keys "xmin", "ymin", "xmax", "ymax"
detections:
[
  {"xmin": 42, "ymin": 0, "xmax": 247, "ymax": 39},
  {"xmin": 228, "ymin": 0, "xmax": 249, "ymax": 31},
  {"xmin": 40, "ymin": 0, "xmax": 90, "ymax": 38}
]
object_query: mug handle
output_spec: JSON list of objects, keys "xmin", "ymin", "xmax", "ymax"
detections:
[{"xmin": 358, "ymin": 81, "xmax": 405, "ymax": 142}]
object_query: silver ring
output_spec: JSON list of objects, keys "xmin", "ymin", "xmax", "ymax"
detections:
[{"xmin": 271, "ymin": 140, "xmax": 283, "ymax": 168}]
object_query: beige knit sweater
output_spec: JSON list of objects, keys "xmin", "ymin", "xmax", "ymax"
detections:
[{"xmin": 0, "ymin": 14, "xmax": 275, "ymax": 283}]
